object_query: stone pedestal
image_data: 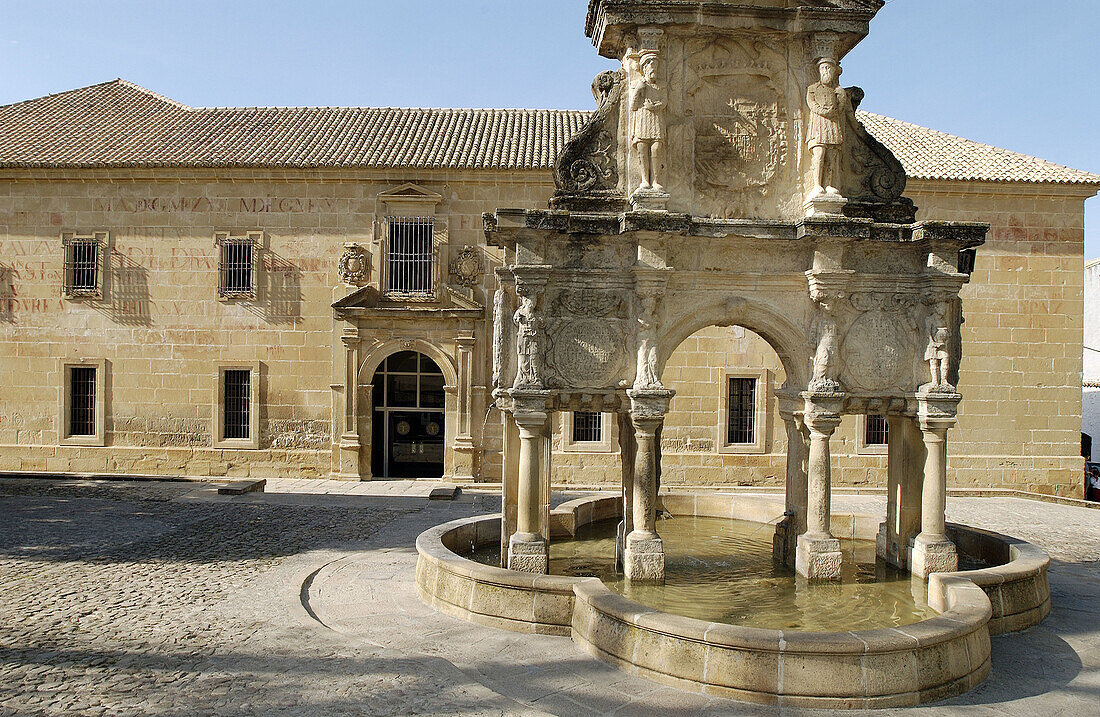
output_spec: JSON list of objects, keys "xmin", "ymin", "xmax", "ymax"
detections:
[
  {"xmin": 803, "ymin": 192, "xmax": 848, "ymax": 217},
  {"xmin": 624, "ymin": 531, "xmax": 664, "ymax": 582},
  {"xmin": 630, "ymin": 188, "xmax": 670, "ymax": 212},
  {"xmin": 909, "ymin": 533, "xmax": 957, "ymax": 578},
  {"xmin": 796, "ymin": 533, "xmax": 843, "ymax": 581},
  {"xmin": 508, "ymin": 533, "xmax": 548, "ymax": 574}
]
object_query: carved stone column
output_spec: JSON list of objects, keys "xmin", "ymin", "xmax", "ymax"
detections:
[
  {"xmin": 910, "ymin": 399, "xmax": 959, "ymax": 578},
  {"xmin": 336, "ymin": 331, "xmax": 364, "ymax": 480},
  {"xmin": 451, "ymin": 333, "xmax": 477, "ymax": 482},
  {"xmin": 616, "ymin": 411, "xmax": 636, "ymax": 572},
  {"xmin": 796, "ymin": 401, "xmax": 843, "ymax": 580},
  {"xmin": 507, "ymin": 393, "xmax": 551, "ymax": 574},
  {"xmin": 625, "ymin": 388, "xmax": 673, "ymax": 582},
  {"xmin": 877, "ymin": 415, "xmax": 924, "ymax": 569},
  {"xmin": 774, "ymin": 398, "xmax": 807, "ymax": 567}
]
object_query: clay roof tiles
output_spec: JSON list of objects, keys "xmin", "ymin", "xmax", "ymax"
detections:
[{"xmin": 0, "ymin": 79, "xmax": 1097, "ymax": 186}]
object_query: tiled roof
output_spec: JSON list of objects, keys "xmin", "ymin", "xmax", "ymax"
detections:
[
  {"xmin": 858, "ymin": 111, "xmax": 1100, "ymax": 186},
  {"xmin": 0, "ymin": 80, "xmax": 589, "ymax": 170},
  {"xmin": 1, "ymin": 79, "xmax": 1098, "ymax": 186}
]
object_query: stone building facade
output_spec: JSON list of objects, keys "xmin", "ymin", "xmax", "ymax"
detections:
[{"xmin": 0, "ymin": 77, "xmax": 1096, "ymax": 497}]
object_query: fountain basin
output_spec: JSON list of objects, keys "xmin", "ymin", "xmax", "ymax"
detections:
[{"xmin": 415, "ymin": 493, "xmax": 1050, "ymax": 707}]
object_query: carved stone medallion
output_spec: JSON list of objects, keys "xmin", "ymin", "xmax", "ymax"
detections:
[
  {"xmin": 841, "ymin": 310, "xmax": 906, "ymax": 391},
  {"xmin": 338, "ymin": 244, "xmax": 370, "ymax": 286},
  {"xmin": 449, "ymin": 246, "xmax": 482, "ymax": 287},
  {"xmin": 546, "ymin": 318, "xmax": 625, "ymax": 388}
]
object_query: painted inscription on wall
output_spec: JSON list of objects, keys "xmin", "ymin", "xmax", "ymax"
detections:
[{"xmin": 92, "ymin": 196, "xmax": 345, "ymax": 214}]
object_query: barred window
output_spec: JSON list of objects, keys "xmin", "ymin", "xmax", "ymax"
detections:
[
  {"xmin": 866, "ymin": 414, "xmax": 889, "ymax": 446},
  {"xmin": 223, "ymin": 369, "xmax": 251, "ymax": 440},
  {"xmin": 572, "ymin": 412, "xmax": 603, "ymax": 443},
  {"xmin": 386, "ymin": 217, "xmax": 434, "ymax": 295},
  {"xmin": 63, "ymin": 232, "xmax": 105, "ymax": 298},
  {"xmin": 727, "ymin": 377, "xmax": 756, "ymax": 445},
  {"xmin": 217, "ymin": 234, "xmax": 256, "ymax": 297},
  {"xmin": 69, "ymin": 366, "xmax": 96, "ymax": 437}
]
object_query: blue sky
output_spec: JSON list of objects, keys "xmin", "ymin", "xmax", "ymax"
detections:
[{"xmin": 2, "ymin": 0, "xmax": 1097, "ymax": 256}]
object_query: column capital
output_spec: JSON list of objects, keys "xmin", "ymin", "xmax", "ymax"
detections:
[
  {"xmin": 627, "ymin": 388, "xmax": 674, "ymax": 421},
  {"xmin": 803, "ymin": 409, "xmax": 841, "ymax": 435}
]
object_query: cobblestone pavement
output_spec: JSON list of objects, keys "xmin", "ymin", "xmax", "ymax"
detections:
[
  {"xmin": 0, "ymin": 478, "xmax": 537, "ymax": 716},
  {"xmin": 3, "ymin": 479, "xmax": 1099, "ymax": 716}
]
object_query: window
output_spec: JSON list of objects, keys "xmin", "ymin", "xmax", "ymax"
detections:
[
  {"xmin": 224, "ymin": 370, "xmax": 251, "ymax": 440},
  {"xmin": 62, "ymin": 232, "xmax": 106, "ymax": 298},
  {"xmin": 216, "ymin": 232, "xmax": 260, "ymax": 298},
  {"xmin": 572, "ymin": 412, "xmax": 603, "ymax": 443},
  {"xmin": 69, "ymin": 367, "xmax": 96, "ymax": 436},
  {"xmin": 865, "ymin": 414, "xmax": 889, "ymax": 446},
  {"xmin": 214, "ymin": 362, "xmax": 260, "ymax": 448},
  {"xmin": 60, "ymin": 358, "xmax": 106, "ymax": 445},
  {"xmin": 386, "ymin": 217, "xmax": 434, "ymax": 295},
  {"xmin": 727, "ymin": 377, "xmax": 756, "ymax": 445}
]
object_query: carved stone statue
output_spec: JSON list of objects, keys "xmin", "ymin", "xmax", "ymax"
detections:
[
  {"xmin": 513, "ymin": 287, "xmax": 543, "ymax": 389},
  {"xmin": 633, "ymin": 292, "xmax": 663, "ymax": 390},
  {"xmin": 629, "ymin": 50, "xmax": 666, "ymax": 194},
  {"xmin": 809, "ymin": 292, "xmax": 843, "ymax": 394},
  {"xmin": 806, "ymin": 58, "xmax": 848, "ymax": 198},
  {"xmin": 924, "ymin": 302, "xmax": 954, "ymax": 391}
]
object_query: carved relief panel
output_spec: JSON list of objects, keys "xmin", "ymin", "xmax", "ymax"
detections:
[
  {"xmin": 541, "ymin": 287, "xmax": 630, "ymax": 390},
  {"xmin": 685, "ymin": 36, "xmax": 792, "ymax": 219}
]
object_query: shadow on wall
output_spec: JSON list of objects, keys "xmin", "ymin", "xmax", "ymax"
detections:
[
  {"xmin": 100, "ymin": 251, "xmax": 152, "ymax": 327},
  {"xmin": 0, "ymin": 266, "xmax": 13, "ymax": 323},
  {"xmin": 249, "ymin": 251, "xmax": 302, "ymax": 325}
]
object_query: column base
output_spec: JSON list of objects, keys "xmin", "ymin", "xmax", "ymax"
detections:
[
  {"xmin": 624, "ymin": 530, "xmax": 664, "ymax": 583},
  {"xmin": 796, "ymin": 534, "xmax": 842, "ymax": 580},
  {"xmin": 908, "ymin": 534, "xmax": 958, "ymax": 578},
  {"xmin": 507, "ymin": 533, "xmax": 548, "ymax": 574}
]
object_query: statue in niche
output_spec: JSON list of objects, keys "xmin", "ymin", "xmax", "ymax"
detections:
[
  {"xmin": 924, "ymin": 302, "xmax": 954, "ymax": 391},
  {"xmin": 513, "ymin": 287, "xmax": 543, "ymax": 389},
  {"xmin": 633, "ymin": 292, "xmax": 663, "ymax": 390},
  {"xmin": 629, "ymin": 49, "xmax": 666, "ymax": 194},
  {"xmin": 809, "ymin": 292, "xmax": 843, "ymax": 393},
  {"xmin": 806, "ymin": 57, "xmax": 850, "ymax": 198}
]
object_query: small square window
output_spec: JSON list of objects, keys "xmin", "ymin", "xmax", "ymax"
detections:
[
  {"xmin": 69, "ymin": 366, "xmax": 97, "ymax": 437},
  {"xmin": 572, "ymin": 411, "xmax": 603, "ymax": 443},
  {"xmin": 386, "ymin": 217, "xmax": 434, "ymax": 296},
  {"xmin": 62, "ymin": 232, "xmax": 106, "ymax": 298},
  {"xmin": 223, "ymin": 370, "xmax": 251, "ymax": 440},
  {"xmin": 216, "ymin": 232, "xmax": 260, "ymax": 298},
  {"xmin": 214, "ymin": 362, "xmax": 260, "ymax": 448},
  {"xmin": 866, "ymin": 414, "xmax": 889, "ymax": 446},
  {"xmin": 727, "ymin": 377, "xmax": 756, "ymax": 445},
  {"xmin": 60, "ymin": 358, "xmax": 106, "ymax": 446}
]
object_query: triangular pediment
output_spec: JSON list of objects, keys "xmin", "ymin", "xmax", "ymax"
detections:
[
  {"xmin": 333, "ymin": 285, "xmax": 483, "ymax": 315},
  {"xmin": 376, "ymin": 182, "xmax": 443, "ymax": 203}
]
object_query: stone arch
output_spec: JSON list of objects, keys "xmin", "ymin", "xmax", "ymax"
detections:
[
  {"xmin": 659, "ymin": 297, "xmax": 810, "ymax": 389},
  {"xmin": 358, "ymin": 339, "xmax": 459, "ymax": 387}
]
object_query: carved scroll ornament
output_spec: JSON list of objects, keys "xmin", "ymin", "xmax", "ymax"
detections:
[{"xmin": 553, "ymin": 70, "xmax": 625, "ymax": 194}]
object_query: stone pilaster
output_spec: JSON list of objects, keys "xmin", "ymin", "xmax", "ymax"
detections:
[
  {"xmin": 773, "ymin": 395, "xmax": 807, "ymax": 567},
  {"xmin": 336, "ymin": 330, "xmax": 364, "ymax": 480},
  {"xmin": 624, "ymin": 388, "xmax": 673, "ymax": 582},
  {"xmin": 796, "ymin": 397, "xmax": 843, "ymax": 580},
  {"xmin": 910, "ymin": 394, "xmax": 960, "ymax": 578},
  {"xmin": 507, "ymin": 391, "xmax": 551, "ymax": 574},
  {"xmin": 451, "ymin": 333, "xmax": 477, "ymax": 482}
]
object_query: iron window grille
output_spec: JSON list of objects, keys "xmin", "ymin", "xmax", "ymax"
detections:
[
  {"xmin": 223, "ymin": 369, "xmax": 251, "ymax": 440},
  {"xmin": 865, "ymin": 414, "xmax": 889, "ymax": 446},
  {"xmin": 727, "ymin": 377, "xmax": 756, "ymax": 445},
  {"xmin": 69, "ymin": 366, "xmax": 97, "ymax": 437},
  {"xmin": 62, "ymin": 232, "xmax": 105, "ymax": 298},
  {"xmin": 216, "ymin": 233, "xmax": 259, "ymax": 298},
  {"xmin": 385, "ymin": 217, "xmax": 435, "ymax": 296},
  {"xmin": 572, "ymin": 412, "xmax": 603, "ymax": 443}
]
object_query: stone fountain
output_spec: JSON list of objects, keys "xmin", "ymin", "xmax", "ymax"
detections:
[{"xmin": 417, "ymin": 1, "xmax": 1053, "ymax": 707}]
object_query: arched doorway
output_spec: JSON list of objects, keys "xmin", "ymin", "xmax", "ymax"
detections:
[{"xmin": 370, "ymin": 351, "xmax": 445, "ymax": 479}]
